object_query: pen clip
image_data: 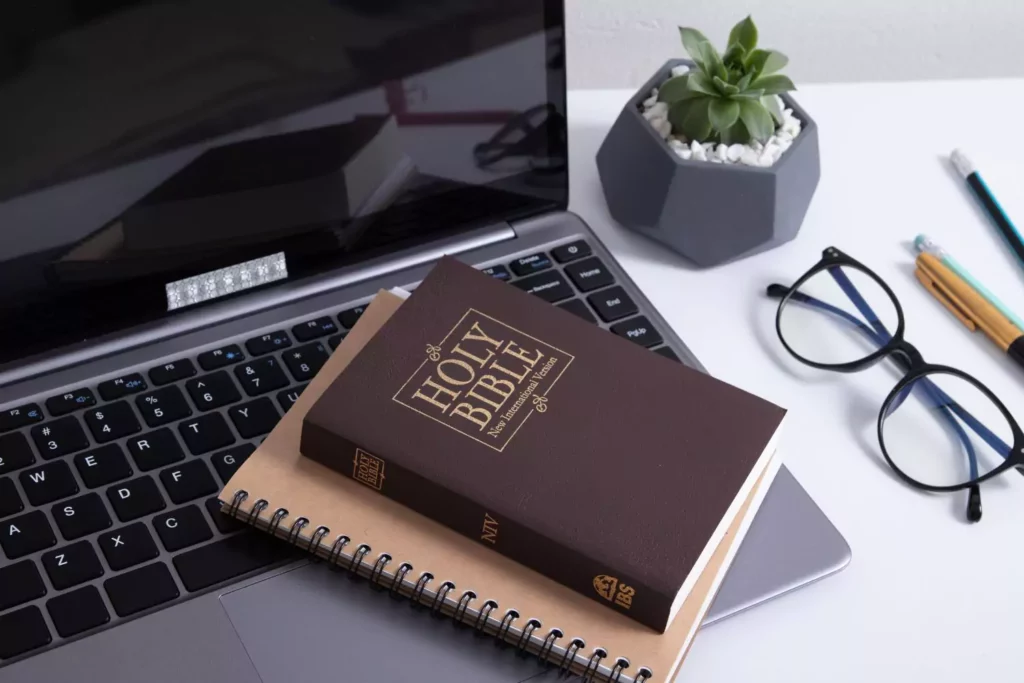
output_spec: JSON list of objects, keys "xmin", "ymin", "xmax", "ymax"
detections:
[{"xmin": 914, "ymin": 267, "xmax": 978, "ymax": 331}]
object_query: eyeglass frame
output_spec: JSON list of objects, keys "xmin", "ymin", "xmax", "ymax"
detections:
[{"xmin": 766, "ymin": 246, "xmax": 1024, "ymax": 506}]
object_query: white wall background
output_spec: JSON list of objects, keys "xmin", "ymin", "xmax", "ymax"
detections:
[{"xmin": 566, "ymin": 0, "xmax": 1023, "ymax": 89}]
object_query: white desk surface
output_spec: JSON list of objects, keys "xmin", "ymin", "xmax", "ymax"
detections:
[{"xmin": 567, "ymin": 81, "xmax": 1024, "ymax": 683}]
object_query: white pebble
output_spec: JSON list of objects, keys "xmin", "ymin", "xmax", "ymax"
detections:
[
  {"xmin": 675, "ymin": 147, "xmax": 692, "ymax": 160},
  {"xmin": 692, "ymin": 143, "xmax": 707, "ymax": 161},
  {"xmin": 642, "ymin": 95, "xmax": 657, "ymax": 109},
  {"xmin": 702, "ymin": 142, "xmax": 715, "ymax": 153},
  {"xmin": 654, "ymin": 118, "xmax": 672, "ymax": 138},
  {"xmin": 757, "ymin": 152, "xmax": 774, "ymax": 168},
  {"xmin": 727, "ymin": 144, "xmax": 745, "ymax": 162},
  {"xmin": 670, "ymin": 64, "xmax": 691, "ymax": 77},
  {"xmin": 777, "ymin": 130, "xmax": 794, "ymax": 143},
  {"xmin": 778, "ymin": 138, "xmax": 792, "ymax": 153},
  {"xmin": 668, "ymin": 138, "xmax": 685, "ymax": 150},
  {"xmin": 740, "ymin": 148, "xmax": 760, "ymax": 166},
  {"xmin": 783, "ymin": 108, "xmax": 794, "ymax": 118},
  {"xmin": 714, "ymin": 144, "xmax": 729, "ymax": 162},
  {"xmin": 669, "ymin": 134, "xmax": 687, "ymax": 144},
  {"xmin": 642, "ymin": 101, "xmax": 669, "ymax": 121},
  {"xmin": 651, "ymin": 87, "xmax": 659, "ymax": 98}
]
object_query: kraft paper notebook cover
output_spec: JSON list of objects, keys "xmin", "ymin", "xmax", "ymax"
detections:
[{"xmin": 220, "ymin": 291, "xmax": 779, "ymax": 683}]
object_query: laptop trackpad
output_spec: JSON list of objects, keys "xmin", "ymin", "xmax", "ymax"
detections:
[{"xmin": 220, "ymin": 563, "xmax": 547, "ymax": 683}]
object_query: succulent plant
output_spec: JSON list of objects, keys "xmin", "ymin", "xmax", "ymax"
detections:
[{"xmin": 658, "ymin": 16, "xmax": 795, "ymax": 145}]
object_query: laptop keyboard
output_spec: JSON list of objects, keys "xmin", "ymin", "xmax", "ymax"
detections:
[{"xmin": 0, "ymin": 237, "xmax": 681, "ymax": 663}]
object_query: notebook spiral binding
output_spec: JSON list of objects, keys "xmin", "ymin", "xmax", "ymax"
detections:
[{"xmin": 227, "ymin": 490, "xmax": 653, "ymax": 683}]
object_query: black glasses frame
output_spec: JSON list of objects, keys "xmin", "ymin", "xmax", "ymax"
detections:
[{"xmin": 767, "ymin": 247, "xmax": 1024, "ymax": 517}]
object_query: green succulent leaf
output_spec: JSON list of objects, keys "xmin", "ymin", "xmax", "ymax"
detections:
[
  {"xmin": 747, "ymin": 49, "xmax": 789, "ymax": 76},
  {"xmin": 736, "ymin": 73, "xmax": 753, "ymax": 91},
  {"xmin": 657, "ymin": 74, "xmax": 691, "ymax": 103},
  {"xmin": 762, "ymin": 94, "xmax": 784, "ymax": 124},
  {"xmin": 685, "ymin": 71, "xmax": 718, "ymax": 96},
  {"xmin": 738, "ymin": 99, "xmax": 774, "ymax": 142},
  {"xmin": 723, "ymin": 42, "xmax": 746, "ymax": 68},
  {"xmin": 698, "ymin": 41, "xmax": 729, "ymax": 81},
  {"xmin": 730, "ymin": 88, "xmax": 765, "ymax": 101},
  {"xmin": 751, "ymin": 74, "xmax": 796, "ymax": 95},
  {"xmin": 712, "ymin": 76, "xmax": 739, "ymax": 96},
  {"xmin": 678, "ymin": 27, "xmax": 710, "ymax": 65},
  {"xmin": 669, "ymin": 97, "xmax": 713, "ymax": 143},
  {"xmin": 720, "ymin": 119, "xmax": 751, "ymax": 145},
  {"xmin": 708, "ymin": 99, "xmax": 741, "ymax": 132},
  {"xmin": 728, "ymin": 16, "xmax": 758, "ymax": 54}
]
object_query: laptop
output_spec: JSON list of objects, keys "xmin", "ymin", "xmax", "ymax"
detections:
[{"xmin": 0, "ymin": 2, "xmax": 849, "ymax": 681}]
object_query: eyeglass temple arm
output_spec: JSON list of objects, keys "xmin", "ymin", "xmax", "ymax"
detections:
[{"xmin": 768, "ymin": 283, "xmax": 1010, "ymax": 459}]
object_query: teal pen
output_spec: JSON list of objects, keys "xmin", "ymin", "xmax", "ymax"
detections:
[{"xmin": 914, "ymin": 234, "xmax": 1024, "ymax": 331}]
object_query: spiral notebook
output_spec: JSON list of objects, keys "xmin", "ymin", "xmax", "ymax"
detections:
[{"xmin": 219, "ymin": 289, "xmax": 778, "ymax": 683}]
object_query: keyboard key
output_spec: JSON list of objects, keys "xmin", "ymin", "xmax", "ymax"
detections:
[
  {"xmin": 20, "ymin": 461, "xmax": 78, "ymax": 506},
  {"xmin": 97, "ymin": 374, "xmax": 148, "ymax": 401},
  {"xmin": 197, "ymin": 345, "xmax": 245, "ymax": 371},
  {"xmin": 292, "ymin": 316, "xmax": 339, "ymax": 342},
  {"xmin": 159, "ymin": 459, "xmax": 218, "ymax": 504},
  {"xmin": 0, "ymin": 432, "xmax": 35, "ymax": 475},
  {"xmin": 480, "ymin": 265, "xmax": 511, "ymax": 281},
  {"xmin": 228, "ymin": 399, "xmax": 280, "ymax": 439},
  {"xmin": 47, "ymin": 586, "xmax": 110, "ymax": 637},
  {"xmin": 99, "ymin": 523, "xmax": 159, "ymax": 570},
  {"xmin": 42, "ymin": 541, "xmax": 105, "ymax": 590},
  {"xmin": 84, "ymin": 401, "xmax": 142, "ymax": 443},
  {"xmin": 564, "ymin": 257, "xmax": 615, "ymax": 292},
  {"xmin": 551, "ymin": 240, "xmax": 592, "ymax": 263},
  {"xmin": 327, "ymin": 334, "xmax": 345, "ymax": 351},
  {"xmin": 245, "ymin": 330, "xmax": 292, "ymax": 356},
  {"xmin": 127, "ymin": 429, "xmax": 185, "ymax": 471},
  {"xmin": 185, "ymin": 371, "xmax": 241, "ymax": 411},
  {"xmin": 106, "ymin": 477, "xmax": 166, "ymax": 522},
  {"xmin": 277, "ymin": 386, "xmax": 306, "ymax": 414},
  {"xmin": 338, "ymin": 305, "xmax": 368, "ymax": 329},
  {"xmin": 512, "ymin": 271, "xmax": 574, "ymax": 303},
  {"xmin": 148, "ymin": 359, "xmax": 197, "ymax": 385},
  {"xmin": 0, "ymin": 511, "xmax": 56, "ymax": 559},
  {"xmin": 234, "ymin": 357, "xmax": 288, "ymax": 397},
  {"xmin": 153, "ymin": 505, "xmax": 212, "ymax": 551},
  {"xmin": 211, "ymin": 444, "xmax": 255, "ymax": 484},
  {"xmin": 46, "ymin": 388, "xmax": 96, "ymax": 416},
  {"xmin": 52, "ymin": 493, "xmax": 112, "ymax": 540},
  {"xmin": 75, "ymin": 444, "xmax": 133, "ymax": 488},
  {"xmin": 31, "ymin": 416, "xmax": 89, "ymax": 459},
  {"xmin": 0, "ymin": 404, "xmax": 44, "ymax": 433},
  {"xmin": 205, "ymin": 497, "xmax": 244, "ymax": 534},
  {"xmin": 0, "ymin": 560, "xmax": 46, "ymax": 611},
  {"xmin": 557, "ymin": 299, "xmax": 597, "ymax": 323},
  {"xmin": 509, "ymin": 253, "xmax": 552, "ymax": 276},
  {"xmin": 654, "ymin": 347, "xmax": 681, "ymax": 362},
  {"xmin": 174, "ymin": 533, "xmax": 294, "ymax": 592},
  {"xmin": 283, "ymin": 342, "xmax": 329, "ymax": 382},
  {"xmin": 0, "ymin": 606, "xmax": 51, "ymax": 659},
  {"xmin": 136, "ymin": 386, "xmax": 192, "ymax": 427},
  {"xmin": 0, "ymin": 478, "xmax": 24, "ymax": 519},
  {"xmin": 611, "ymin": 316, "xmax": 663, "ymax": 348},
  {"xmin": 104, "ymin": 562, "xmax": 179, "ymax": 617},
  {"xmin": 587, "ymin": 286, "xmax": 638, "ymax": 322},
  {"xmin": 178, "ymin": 413, "xmax": 235, "ymax": 455}
]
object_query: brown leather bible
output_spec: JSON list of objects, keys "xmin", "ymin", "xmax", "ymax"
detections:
[{"xmin": 302, "ymin": 257, "xmax": 785, "ymax": 631}]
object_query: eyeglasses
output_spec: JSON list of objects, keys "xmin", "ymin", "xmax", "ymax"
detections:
[{"xmin": 766, "ymin": 247, "xmax": 1024, "ymax": 522}]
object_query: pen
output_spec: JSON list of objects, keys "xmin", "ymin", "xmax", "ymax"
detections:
[
  {"xmin": 950, "ymin": 149, "xmax": 1024, "ymax": 275},
  {"xmin": 914, "ymin": 234, "xmax": 1024, "ymax": 331},
  {"xmin": 915, "ymin": 252, "xmax": 1024, "ymax": 371}
]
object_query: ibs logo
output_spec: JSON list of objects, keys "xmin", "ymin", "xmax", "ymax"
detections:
[
  {"xmin": 593, "ymin": 574, "xmax": 636, "ymax": 610},
  {"xmin": 393, "ymin": 309, "xmax": 573, "ymax": 452},
  {"xmin": 352, "ymin": 449, "xmax": 386, "ymax": 490}
]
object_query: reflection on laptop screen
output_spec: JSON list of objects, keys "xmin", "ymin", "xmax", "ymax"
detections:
[{"xmin": 0, "ymin": 0, "xmax": 567, "ymax": 366}]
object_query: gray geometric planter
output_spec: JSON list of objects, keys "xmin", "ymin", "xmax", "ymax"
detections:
[{"xmin": 597, "ymin": 59, "xmax": 820, "ymax": 267}]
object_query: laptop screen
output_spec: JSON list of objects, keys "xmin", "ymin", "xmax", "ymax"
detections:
[{"xmin": 0, "ymin": 0, "xmax": 567, "ymax": 367}]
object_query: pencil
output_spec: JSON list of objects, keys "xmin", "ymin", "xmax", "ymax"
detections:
[{"xmin": 950, "ymin": 149, "xmax": 1024, "ymax": 276}]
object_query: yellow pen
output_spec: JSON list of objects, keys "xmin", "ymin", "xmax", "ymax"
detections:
[{"xmin": 915, "ymin": 252, "xmax": 1024, "ymax": 371}]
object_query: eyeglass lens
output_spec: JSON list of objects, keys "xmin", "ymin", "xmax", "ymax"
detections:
[{"xmin": 778, "ymin": 265, "xmax": 899, "ymax": 366}]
